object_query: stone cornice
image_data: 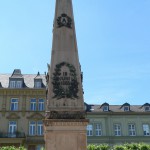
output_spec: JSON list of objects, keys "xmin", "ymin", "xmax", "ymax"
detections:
[
  {"xmin": 0, "ymin": 89, "xmax": 46, "ymax": 96},
  {"xmin": 44, "ymin": 119, "xmax": 89, "ymax": 126}
]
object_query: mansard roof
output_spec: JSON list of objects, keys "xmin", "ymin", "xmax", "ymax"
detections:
[
  {"xmin": 86, "ymin": 104, "xmax": 150, "ymax": 113},
  {"xmin": 0, "ymin": 72, "xmax": 46, "ymax": 88}
]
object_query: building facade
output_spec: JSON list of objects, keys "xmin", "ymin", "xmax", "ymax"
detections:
[
  {"xmin": 86, "ymin": 102, "xmax": 150, "ymax": 145},
  {"xmin": 0, "ymin": 70, "xmax": 150, "ymax": 149},
  {"xmin": 0, "ymin": 69, "xmax": 46, "ymax": 150}
]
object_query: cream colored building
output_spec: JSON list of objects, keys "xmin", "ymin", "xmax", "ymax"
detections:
[
  {"xmin": 86, "ymin": 102, "xmax": 150, "ymax": 145},
  {"xmin": 0, "ymin": 69, "xmax": 46, "ymax": 150},
  {"xmin": 0, "ymin": 70, "xmax": 150, "ymax": 149}
]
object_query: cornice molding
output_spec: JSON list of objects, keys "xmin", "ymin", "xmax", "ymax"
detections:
[{"xmin": 44, "ymin": 119, "xmax": 89, "ymax": 126}]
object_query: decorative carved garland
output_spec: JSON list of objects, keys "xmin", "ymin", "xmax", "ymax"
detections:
[
  {"xmin": 57, "ymin": 13, "xmax": 72, "ymax": 28},
  {"xmin": 52, "ymin": 62, "xmax": 79, "ymax": 99}
]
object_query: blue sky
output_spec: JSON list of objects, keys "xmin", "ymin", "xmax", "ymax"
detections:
[{"xmin": 0, "ymin": 0, "xmax": 150, "ymax": 105}]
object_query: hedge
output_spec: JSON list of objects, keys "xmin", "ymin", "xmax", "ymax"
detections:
[
  {"xmin": 0, "ymin": 146, "xmax": 26, "ymax": 150},
  {"xmin": 1, "ymin": 143, "xmax": 150, "ymax": 150},
  {"xmin": 87, "ymin": 143, "xmax": 150, "ymax": 150}
]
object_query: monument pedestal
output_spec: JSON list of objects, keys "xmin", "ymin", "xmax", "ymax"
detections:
[{"xmin": 44, "ymin": 119, "xmax": 89, "ymax": 150}]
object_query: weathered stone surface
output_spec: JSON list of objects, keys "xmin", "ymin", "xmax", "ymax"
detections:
[
  {"xmin": 44, "ymin": 120, "xmax": 88, "ymax": 150},
  {"xmin": 44, "ymin": 0, "xmax": 88, "ymax": 149}
]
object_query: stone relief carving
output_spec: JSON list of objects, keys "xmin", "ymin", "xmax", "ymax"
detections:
[{"xmin": 57, "ymin": 13, "xmax": 72, "ymax": 28}]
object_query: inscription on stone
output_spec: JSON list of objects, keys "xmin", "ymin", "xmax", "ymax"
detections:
[{"xmin": 52, "ymin": 62, "xmax": 79, "ymax": 99}]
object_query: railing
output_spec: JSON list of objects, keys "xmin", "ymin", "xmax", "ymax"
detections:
[{"xmin": 0, "ymin": 132, "xmax": 25, "ymax": 138}]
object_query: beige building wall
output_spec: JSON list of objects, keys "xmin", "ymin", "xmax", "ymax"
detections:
[{"xmin": 0, "ymin": 88, "xmax": 46, "ymax": 149}]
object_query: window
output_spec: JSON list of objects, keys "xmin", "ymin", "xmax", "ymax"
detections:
[
  {"xmin": 10, "ymin": 98, "xmax": 18, "ymax": 111},
  {"xmin": 95, "ymin": 124, "xmax": 102, "ymax": 136},
  {"xmin": 124, "ymin": 106, "xmax": 129, "ymax": 111},
  {"xmin": 10, "ymin": 81, "xmax": 16, "ymax": 88},
  {"xmin": 37, "ymin": 121, "xmax": 43, "ymax": 135},
  {"xmin": 29, "ymin": 121, "xmax": 36, "ymax": 136},
  {"xmin": 8, "ymin": 121, "xmax": 17, "ymax": 137},
  {"xmin": 38, "ymin": 99, "xmax": 44, "ymax": 111},
  {"xmin": 87, "ymin": 125, "xmax": 93, "ymax": 136},
  {"xmin": 145, "ymin": 106, "xmax": 150, "ymax": 112},
  {"xmin": 10, "ymin": 81, "xmax": 22, "ymax": 88},
  {"xmin": 103, "ymin": 106, "xmax": 108, "ymax": 112},
  {"xmin": 29, "ymin": 121, "xmax": 43, "ymax": 136},
  {"xmin": 128, "ymin": 124, "xmax": 136, "ymax": 136},
  {"xmin": 114, "ymin": 124, "xmax": 121, "ymax": 136},
  {"xmin": 16, "ymin": 81, "xmax": 22, "ymax": 88},
  {"xmin": 35, "ymin": 81, "xmax": 41, "ymax": 88},
  {"xmin": 30, "ymin": 99, "xmax": 36, "ymax": 111},
  {"xmin": 143, "ymin": 124, "xmax": 150, "ymax": 136}
]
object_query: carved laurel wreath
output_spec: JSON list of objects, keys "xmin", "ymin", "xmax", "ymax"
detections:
[
  {"xmin": 57, "ymin": 13, "xmax": 72, "ymax": 28},
  {"xmin": 52, "ymin": 62, "xmax": 79, "ymax": 99}
]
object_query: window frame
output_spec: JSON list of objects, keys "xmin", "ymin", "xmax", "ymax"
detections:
[
  {"xmin": 128, "ymin": 123, "xmax": 136, "ymax": 136},
  {"xmin": 143, "ymin": 124, "xmax": 150, "ymax": 136},
  {"xmin": 34, "ymin": 81, "xmax": 42, "ymax": 88},
  {"xmin": 29, "ymin": 121, "xmax": 36, "ymax": 136},
  {"xmin": 29, "ymin": 121, "xmax": 44, "ymax": 136},
  {"xmin": 37, "ymin": 121, "xmax": 43, "ymax": 136},
  {"xmin": 124, "ymin": 106, "xmax": 129, "ymax": 111},
  {"xmin": 103, "ymin": 106, "xmax": 109, "ymax": 112},
  {"xmin": 9, "ymin": 80, "xmax": 22, "ymax": 88},
  {"xmin": 8, "ymin": 121, "xmax": 17, "ymax": 137},
  {"xmin": 10, "ymin": 81, "xmax": 16, "ymax": 88},
  {"xmin": 16, "ymin": 81, "xmax": 22, "ymax": 88},
  {"xmin": 95, "ymin": 123, "xmax": 102, "ymax": 136},
  {"xmin": 38, "ymin": 99, "xmax": 45, "ymax": 111},
  {"xmin": 10, "ymin": 98, "xmax": 19, "ymax": 111},
  {"xmin": 87, "ymin": 124, "xmax": 93, "ymax": 136},
  {"xmin": 30, "ymin": 98, "xmax": 37, "ymax": 111},
  {"xmin": 114, "ymin": 123, "xmax": 121, "ymax": 136}
]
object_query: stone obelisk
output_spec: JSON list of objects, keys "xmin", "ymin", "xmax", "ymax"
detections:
[{"xmin": 44, "ymin": 0, "xmax": 88, "ymax": 150}]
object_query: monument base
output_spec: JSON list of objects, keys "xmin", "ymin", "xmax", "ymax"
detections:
[{"xmin": 44, "ymin": 119, "xmax": 89, "ymax": 150}]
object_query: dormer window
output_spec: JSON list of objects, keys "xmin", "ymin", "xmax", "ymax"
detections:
[
  {"xmin": 145, "ymin": 106, "xmax": 150, "ymax": 112},
  {"xmin": 34, "ymin": 81, "xmax": 42, "ymax": 88},
  {"xmin": 101, "ymin": 102, "xmax": 109, "ymax": 112},
  {"xmin": 103, "ymin": 106, "xmax": 109, "ymax": 112},
  {"xmin": 9, "ymin": 80, "xmax": 22, "ymax": 88},
  {"xmin": 141, "ymin": 103, "xmax": 150, "ymax": 112},
  {"xmin": 9, "ymin": 69, "xmax": 23, "ymax": 88},
  {"xmin": 121, "ymin": 103, "xmax": 130, "ymax": 112},
  {"xmin": 34, "ymin": 72, "xmax": 43, "ymax": 88},
  {"xmin": 124, "ymin": 106, "xmax": 129, "ymax": 111}
]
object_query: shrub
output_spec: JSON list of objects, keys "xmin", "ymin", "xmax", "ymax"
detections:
[
  {"xmin": 87, "ymin": 143, "xmax": 150, "ymax": 150},
  {"xmin": 0, "ymin": 146, "xmax": 26, "ymax": 150}
]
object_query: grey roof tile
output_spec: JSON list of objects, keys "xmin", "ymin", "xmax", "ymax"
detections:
[
  {"xmin": 0, "ymin": 73, "xmax": 46, "ymax": 88},
  {"xmin": 87, "ymin": 104, "xmax": 149, "ymax": 113}
]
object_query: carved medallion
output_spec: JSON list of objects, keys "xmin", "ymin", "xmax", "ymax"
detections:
[
  {"xmin": 52, "ymin": 62, "xmax": 78, "ymax": 99},
  {"xmin": 57, "ymin": 13, "xmax": 72, "ymax": 28}
]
